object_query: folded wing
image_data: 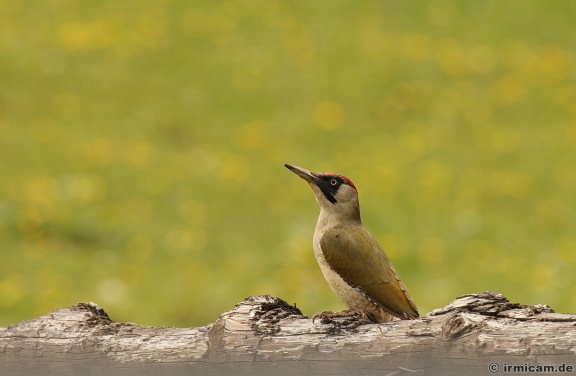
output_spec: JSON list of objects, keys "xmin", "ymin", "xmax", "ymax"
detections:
[{"xmin": 320, "ymin": 225, "xmax": 419, "ymax": 320}]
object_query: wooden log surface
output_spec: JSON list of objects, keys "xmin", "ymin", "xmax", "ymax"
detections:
[{"xmin": 1, "ymin": 291, "xmax": 575, "ymax": 376}]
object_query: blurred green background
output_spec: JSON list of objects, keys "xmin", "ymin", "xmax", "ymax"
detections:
[{"xmin": 1, "ymin": 0, "xmax": 575, "ymax": 327}]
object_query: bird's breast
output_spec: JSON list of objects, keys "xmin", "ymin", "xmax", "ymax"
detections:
[{"xmin": 313, "ymin": 229, "xmax": 364, "ymax": 308}]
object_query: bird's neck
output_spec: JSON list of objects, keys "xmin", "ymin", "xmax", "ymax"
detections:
[{"xmin": 316, "ymin": 202, "xmax": 362, "ymax": 233}]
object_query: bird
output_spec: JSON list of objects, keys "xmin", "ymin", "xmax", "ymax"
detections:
[{"xmin": 285, "ymin": 163, "xmax": 419, "ymax": 323}]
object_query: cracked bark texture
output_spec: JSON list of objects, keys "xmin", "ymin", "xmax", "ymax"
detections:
[{"xmin": 1, "ymin": 291, "xmax": 575, "ymax": 376}]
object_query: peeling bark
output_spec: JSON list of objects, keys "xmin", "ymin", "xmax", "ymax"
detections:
[{"xmin": 1, "ymin": 292, "xmax": 575, "ymax": 376}]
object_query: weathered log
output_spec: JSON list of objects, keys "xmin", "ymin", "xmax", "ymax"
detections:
[{"xmin": 1, "ymin": 291, "xmax": 575, "ymax": 376}]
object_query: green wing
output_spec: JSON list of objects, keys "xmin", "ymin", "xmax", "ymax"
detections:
[{"xmin": 320, "ymin": 225, "xmax": 419, "ymax": 319}]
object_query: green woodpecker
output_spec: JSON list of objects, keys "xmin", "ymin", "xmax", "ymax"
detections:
[{"xmin": 285, "ymin": 164, "xmax": 419, "ymax": 322}]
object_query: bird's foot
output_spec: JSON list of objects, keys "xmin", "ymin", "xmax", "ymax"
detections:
[
  {"xmin": 312, "ymin": 309, "xmax": 372, "ymax": 325},
  {"xmin": 312, "ymin": 310, "xmax": 372, "ymax": 333},
  {"xmin": 312, "ymin": 309, "xmax": 357, "ymax": 324}
]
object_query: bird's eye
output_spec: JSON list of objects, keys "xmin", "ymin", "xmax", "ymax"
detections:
[{"xmin": 330, "ymin": 178, "xmax": 339, "ymax": 186}]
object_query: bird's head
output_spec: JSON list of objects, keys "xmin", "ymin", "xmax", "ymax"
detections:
[{"xmin": 285, "ymin": 164, "xmax": 361, "ymax": 222}]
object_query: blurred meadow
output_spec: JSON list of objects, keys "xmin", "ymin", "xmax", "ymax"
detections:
[{"xmin": 1, "ymin": 0, "xmax": 575, "ymax": 327}]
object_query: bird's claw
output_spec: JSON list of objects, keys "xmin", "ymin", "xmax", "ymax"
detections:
[{"xmin": 312, "ymin": 310, "xmax": 361, "ymax": 324}]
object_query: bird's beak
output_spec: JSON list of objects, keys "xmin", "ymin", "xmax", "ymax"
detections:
[{"xmin": 285, "ymin": 164, "xmax": 319, "ymax": 184}]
